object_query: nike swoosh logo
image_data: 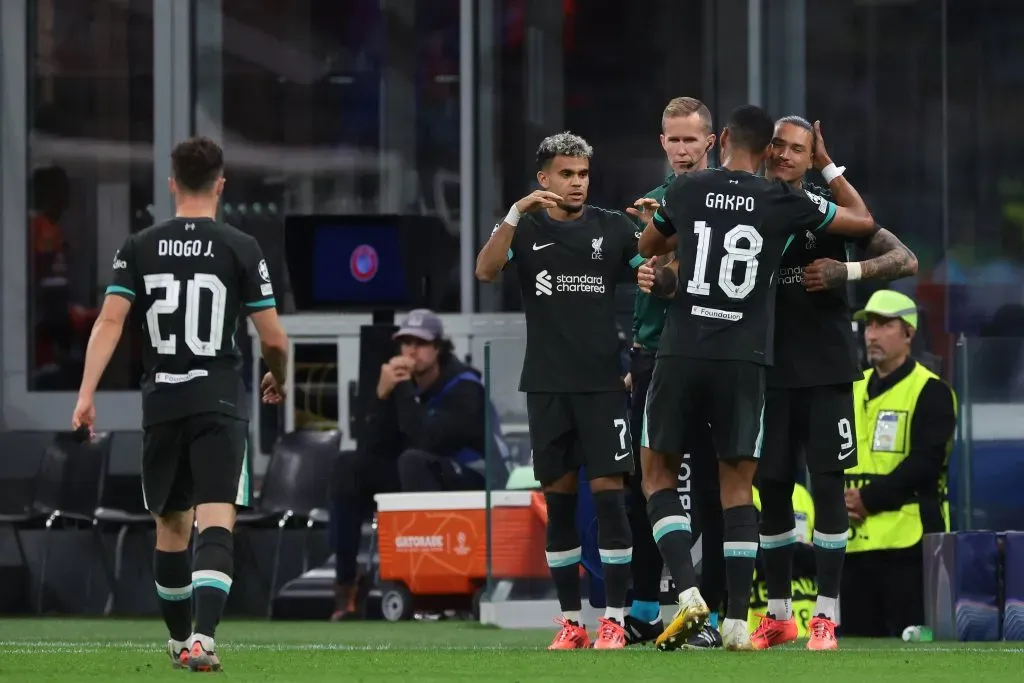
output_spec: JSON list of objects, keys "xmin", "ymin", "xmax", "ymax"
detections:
[
  {"xmin": 614, "ymin": 452, "xmax": 630, "ymax": 461},
  {"xmin": 838, "ymin": 449, "xmax": 855, "ymax": 460},
  {"xmin": 532, "ymin": 242, "xmax": 555, "ymax": 251}
]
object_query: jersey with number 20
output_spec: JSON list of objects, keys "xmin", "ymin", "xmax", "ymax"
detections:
[
  {"xmin": 653, "ymin": 168, "xmax": 837, "ymax": 365},
  {"xmin": 106, "ymin": 217, "xmax": 276, "ymax": 427}
]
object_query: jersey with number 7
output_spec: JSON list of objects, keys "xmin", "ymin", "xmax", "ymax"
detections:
[
  {"xmin": 106, "ymin": 217, "xmax": 276, "ymax": 427},
  {"xmin": 653, "ymin": 168, "xmax": 838, "ymax": 365}
]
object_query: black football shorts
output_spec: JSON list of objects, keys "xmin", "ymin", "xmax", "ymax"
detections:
[
  {"xmin": 759, "ymin": 384, "xmax": 857, "ymax": 480},
  {"xmin": 142, "ymin": 413, "xmax": 253, "ymax": 515},
  {"xmin": 643, "ymin": 355, "xmax": 766, "ymax": 462},
  {"xmin": 527, "ymin": 392, "xmax": 634, "ymax": 485}
]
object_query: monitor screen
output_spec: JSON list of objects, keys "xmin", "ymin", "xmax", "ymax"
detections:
[
  {"xmin": 285, "ymin": 215, "xmax": 444, "ymax": 312},
  {"xmin": 310, "ymin": 220, "xmax": 408, "ymax": 305}
]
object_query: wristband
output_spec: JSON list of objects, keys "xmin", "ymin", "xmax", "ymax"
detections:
[
  {"xmin": 822, "ymin": 162, "xmax": 846, "ymax": 184},
  {"xmin": 504, "ymin": 203, "xmax": 522, "ymax": 227},
  {"xmin": 846, "ymin": 261, "xmax": 863, "ymax": 282}
]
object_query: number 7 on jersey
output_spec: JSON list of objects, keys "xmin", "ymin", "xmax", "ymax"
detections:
[{"xmin": 687, "ymin": 221, "xmax": 764, "ymax": 300}]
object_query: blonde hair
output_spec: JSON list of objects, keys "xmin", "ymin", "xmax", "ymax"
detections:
[{"xmin": 662, "ymin": 97, "xmax": 713, "ymax": 134}]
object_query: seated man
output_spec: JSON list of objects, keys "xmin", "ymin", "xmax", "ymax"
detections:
[{"xmin": 328, "ymin": 309, "xmax": 489, "ymax": 620}]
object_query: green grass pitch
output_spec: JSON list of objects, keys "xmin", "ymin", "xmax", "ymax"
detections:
[{"xmin": 0, "ymin": 619, "xmax": 1020, "ymax": 682}]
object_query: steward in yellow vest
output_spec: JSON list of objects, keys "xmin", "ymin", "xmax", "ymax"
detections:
[
  {"xmin": 842, "ymin": 290, "xmax": 956, "ymax": 637},
  {"xmin": 748, "ymin": 484, "xmax": 818, "ymax": 637}
]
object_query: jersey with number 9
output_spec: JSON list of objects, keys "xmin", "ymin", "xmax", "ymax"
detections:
[
  {"xmin": 106, "ymin": 217, "xmax": 276, "ymax": 426},
  {"xmin": 652, "ymin": 168, "xmax": 837, "ymax": 365}
]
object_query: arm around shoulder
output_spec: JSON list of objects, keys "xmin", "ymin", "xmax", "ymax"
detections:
[{"xmin": 824, "ymin": 204, "xmax": 876, "ymax": 239}]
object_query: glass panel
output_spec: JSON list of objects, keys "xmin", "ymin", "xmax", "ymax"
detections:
[
  {"xmin": 482, "ymin": 337, "xmax": 555, "ymax": 613},
  {"xmin": 193, "ymin": 0, "xmax": 462, "ymax": 313},
  {"xmin": 954, "ymin": 336, "xmax": 1024, "ymax": 532},
  {"xmin": 293, "ymin": 343, "xmax": 340, "ymax": 430},
  {"xmin": 943, "ymin": 2, "xmax": 1024, "ymax": 337},
  {"xmin": 485, "ymin": 0, "xmax": 710, "ymax": 319},
  {"xmin": 805, "ymin": 0, "xmax": 949, "ymax": 358},
  {"xmin": 27, "ymin": 0, "xmax": 154, "ymax": 390},
  {"xmin": 475, "ymin": 335, "xmax": 528, "ymax": 430}
]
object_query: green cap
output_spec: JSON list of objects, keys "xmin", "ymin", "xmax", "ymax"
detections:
[{"xmin": 853, "ymin": 289, "xmax": 918, "ymax": 329}]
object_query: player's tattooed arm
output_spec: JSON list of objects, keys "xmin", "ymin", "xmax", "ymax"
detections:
[
  {"xmin": 802, "ymin": 228, "xmax": 918, "ymax": 292},
  {"xmin": 802, "ymin": 259, "xmax": 848, "ymax": 291},
  {"xmin": 859, "ymin": 227, "xmax": 919, "ymax": 281}
]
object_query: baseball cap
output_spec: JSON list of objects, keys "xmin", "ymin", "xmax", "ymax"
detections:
[
  {"xmin": 393, "ymin": 309, "xmax": 444, "ymax": 342},
  {"xmin": 853, "ymin": 290, "xmax": 918, "ymax": 329}
]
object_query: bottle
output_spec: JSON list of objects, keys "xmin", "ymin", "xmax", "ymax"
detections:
[{"xmin": 901, "ymin": 625, "xmax": 934, "ymax": 642}]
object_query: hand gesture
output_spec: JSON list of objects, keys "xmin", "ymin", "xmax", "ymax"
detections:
[
  {"xmin": 811, "ymin": 120, "xmax": 833, "ymax": 171},
  {"xmin": 71, "ymin": 395, "xmax": 96, "ymax": 438},
  {"xmin": 261, "ymin": 372, "xmax": 287, "ymax": 404},
  {"xmin": 377, "ymin": 356, "xmax": 414, "ymax": 399},
  {"xmin": 626, "ymin": 197, "xmax": 661, "ymax": 226},
  {"xmin": 515, "ymin": 190, "xmax": 562, "ymax": 214},
  {"xmin": 637, "ymin": 257, "xmax": 657, "ymax": 294},
  {"xmin": 803, "ymin": 258, "xmax": 847, "ymax": 292},
  {"xmin": 845, "ymin": 488, "xmax": 868, "ymax": 523}
]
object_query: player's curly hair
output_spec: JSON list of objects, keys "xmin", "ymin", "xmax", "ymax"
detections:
[{"xmin": 536, "ymin": 132, "xmax": 593, "ymax": 170}]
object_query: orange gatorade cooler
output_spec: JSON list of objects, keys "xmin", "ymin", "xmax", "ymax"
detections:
[{"xmin": 373, "ymin": 490, "xmax": 549, "ymax": 616}]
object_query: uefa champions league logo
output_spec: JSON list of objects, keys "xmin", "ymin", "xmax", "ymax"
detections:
[{"xmin": 350, "ymin": 244, "xmax": 379, "ymax": 283}]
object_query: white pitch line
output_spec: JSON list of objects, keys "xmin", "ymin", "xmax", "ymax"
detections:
[
  {"xmin": 0, "ymin": 641, "xmax": 515, "ymax": 652},
  {"xmin": 0, "ymin": 641, "xmax": 1021, "ymax": 654}
]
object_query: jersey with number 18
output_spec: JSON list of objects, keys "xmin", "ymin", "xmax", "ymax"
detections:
[
  {"xmin": 653, "ymin": 168, "xmax": 837, "ymax": 365},
  {"xmin": 106, "ymin": 217, "xmax": 276, "ymax": 427}
]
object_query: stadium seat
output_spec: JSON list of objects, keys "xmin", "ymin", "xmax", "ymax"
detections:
[
  {"xmin": 93, "ymin": 431, "xmax": 154, "ymax": 616},
  {"xmin": 0, "ymin": 431, "xmax": 53, "ymax": 571},
  {"xmin": 235, "ymin": 429, "xmax": 340, "ymax": 616},
  {"xmin": 30, "ymin": 432, "xmax": 114, "ymax": 615}
]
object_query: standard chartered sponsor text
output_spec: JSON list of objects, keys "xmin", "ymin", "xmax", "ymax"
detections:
[
  {"xmin": 555, "ymin": 273, "xmax": 605, "ymax": 294},
  {"xmin": 778, "ymin": 266, "xmax": 804, "ymax": 285}
]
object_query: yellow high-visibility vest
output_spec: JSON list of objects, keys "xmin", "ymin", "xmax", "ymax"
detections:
[{"xmin": 847, "ymin": 362, "xmax": 955, "ymax": 552}]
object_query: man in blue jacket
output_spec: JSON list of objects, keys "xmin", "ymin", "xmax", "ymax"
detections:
[{"xmin": 329, "ymin": 309, "xmax": 492, "ymax": 620}]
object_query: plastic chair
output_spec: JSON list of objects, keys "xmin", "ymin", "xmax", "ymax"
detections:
[
  {"xmin": 235, "ymin": 429, "xmax": 340, "ymax": 615},
  {"xmin": 93, "ymin": 431, "xmax": 154, "ymax": 615},
  {"xmin": 0, "ymin": 432, "xmax": 53, "ymax": 575},
  {"xmin": 32, "ymin": 432, "xmax": 114, "ymax": 614}
]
